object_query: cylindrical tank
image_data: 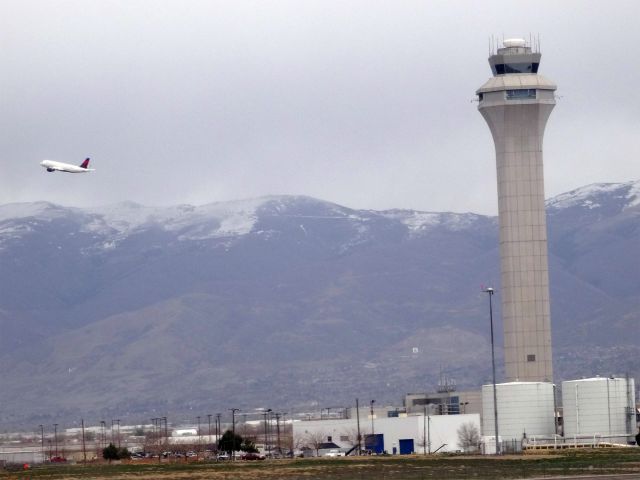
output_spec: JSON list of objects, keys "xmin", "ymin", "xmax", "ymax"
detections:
[
  {"xmin": 562, "ymin": 377, "xmax": 635, "ymax": 441},
  {"xmin": 482, "ymin": 382, "xmax": 555, "ymax": 440}
]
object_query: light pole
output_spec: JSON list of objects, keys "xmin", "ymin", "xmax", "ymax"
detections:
[
  {"xmin": 369, "ymin": 400, "xmax": 375, "ymax": 436},
  {"xmin": 484, "ymin": 286, "xmax": 500, "ymax": 454},
  {"xmin": 216, "ymin": 413, "xmax": 221, "ymax": 449},
  {"xmin": 230, "ymin": 408, "xmax": 240, "ymax": 460},
  {"xmin": 263, "ymin": 409, "xmax": 272, "ymax": 456}
]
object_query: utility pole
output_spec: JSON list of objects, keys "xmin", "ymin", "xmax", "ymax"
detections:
[
  {"xmin": 423, "ymin": 405, "xmax": 427, "ymax": 455},
  {"xmin": 116, "ymin": 419, "xmax": 121, "ymax": 449},
  {"xmin": 163, "ymin": 417, "xmax": 168, "ymax": 447},
  {"xmin": 151, "ymin": 418, "xmax": 160, "ymax": 462},
  {"xmin": 207, "ymin": 414, "xmax": 212, "ymax": 444},
  {"xmin": 100, "ymin": 420, "xmax": 106, "ymax": 451},
  {"xmin": 81, "ymin": 419, "xmax": 87, "ymax": 463},
  {"xmin": 355, "ymin": 399, "xmax": 361, "ymax": 455},
  {"xmin": 197, "ymin": 416, "xmax": 201, "ymax": 453},
  {"xmin": 230, "ymin": 408, "xmax": 240, "ymax": 461},
  {"xmin": 39, "ymin": 425, "xmax": 44, "ymax": 463},
  {"xmin": 428, "ymin": 414, "xmax": 431, "ymax": 454},
  {"xmin": 53, "ymin": 423, "xmax": 59, "ymax": 457},
  {"xmin": 275, "ymin": 413, "xmax": 281, "ymax": 455}
]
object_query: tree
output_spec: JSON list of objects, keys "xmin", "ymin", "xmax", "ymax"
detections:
[
  {"xmin": 218, "ymin": 430, "xmax": 242, "ymax": 455},
  {"xmin": 102, "ymin": 443, "xmax": 119, "ymax": 462},
  {"xmin": 304, "ymin": 430, "xmax": 327, "ymax": 457},
  {"xmin": 241, "ymin": 438, "xmax": 259, "ymax": 453},
  {"xmin": 118, "ymin": 447, "xmax": 131, "ymax": 459},
  {"xmin": 103, "ymin": 443, "xmax": 130, "ymax": 462},
  {"xmin": 457, "ymin": 422, "xmax": 480, "ymax": 453}
]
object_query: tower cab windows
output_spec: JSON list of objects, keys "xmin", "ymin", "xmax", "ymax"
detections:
[
  {"xmin": 506, "ymin": 89, "xmax": 536, "ymax": 100},
  {"xmin": 493, "ymin": 62, "xmax": 539, "ymax": 75}
]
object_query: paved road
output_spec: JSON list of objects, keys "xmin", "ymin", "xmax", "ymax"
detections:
[{"xmin": 529, "ymin": 475, "xmax": 640, "ymax": 480}]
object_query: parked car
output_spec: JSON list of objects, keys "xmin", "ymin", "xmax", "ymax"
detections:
[
  {"xmin": 323, "ymin": 450, "xmax": 345, "ymax": 457},
  {"xmin": 241, "ymin": 452, "xmax": 265, "ymax": 461},
  {"xmin": 216, "ymin": 453, "xmax": 230, "ymax": 461}
]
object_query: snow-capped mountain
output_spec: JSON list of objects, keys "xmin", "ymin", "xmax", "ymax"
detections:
[
  {"xmin": 546, "ymin": 181, "xmax": 640, "ymax": 211},
  {"xmin": 0, "ymin": 182, "xmax": 638, "ymax": 427}
]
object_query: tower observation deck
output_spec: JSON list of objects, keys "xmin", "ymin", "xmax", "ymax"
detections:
[{"xmin": 476, "ymin": 38, "xmax": 556, "ymax": 382}]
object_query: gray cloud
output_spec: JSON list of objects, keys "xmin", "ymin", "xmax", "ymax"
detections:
[{"xmin": 1, "ymin": 0, "xmax": 638, "ymax": 214}]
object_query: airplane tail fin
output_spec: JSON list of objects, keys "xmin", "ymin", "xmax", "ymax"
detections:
[{"xmin": 79, "ymin": 158, "xmax": 90, "ymax": 169}]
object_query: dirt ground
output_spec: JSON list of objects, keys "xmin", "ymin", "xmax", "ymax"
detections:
[{"xmin": 3, "ymin": 450, "xmax": 640, "ymax": 480}]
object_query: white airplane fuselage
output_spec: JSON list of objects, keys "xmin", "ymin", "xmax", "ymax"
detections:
[{"xmin": 40, "ymin": 159, "xmax": 95, "ymax": 173}]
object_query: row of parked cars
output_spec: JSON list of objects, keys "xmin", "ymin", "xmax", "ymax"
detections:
[
  {"xmin": 129, "ymin": 451, "xmax": 266, "ymax": 461},
  {"xmin": 216, "ymin": 452, "xmax": 265, "ymax": 461}
]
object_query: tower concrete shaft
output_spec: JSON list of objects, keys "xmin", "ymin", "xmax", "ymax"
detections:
[{"xmin": 476, "ymin": 38, "xmax": 556, "ymax": 382}]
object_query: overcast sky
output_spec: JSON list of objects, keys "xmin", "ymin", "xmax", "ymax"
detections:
[{"xmin": 1, "ymin": 0, "xmax": 638, "ymax": 214}]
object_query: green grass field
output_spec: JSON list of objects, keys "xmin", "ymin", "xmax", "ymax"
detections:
[{"xmin": 2, "ymin": 449, "xmax": 640, "ymax": 479}]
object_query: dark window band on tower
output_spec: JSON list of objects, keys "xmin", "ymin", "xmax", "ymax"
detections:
[
  {"xmin": 494, "ymin": 63, "xmax": 539, "ymax": 74},
  {"xmin": 506, "ymin": 89, "xmax": 536, "ymax": 100}
]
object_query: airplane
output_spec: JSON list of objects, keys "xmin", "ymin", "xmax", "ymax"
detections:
[{"xmin": 40, "ymin": 158, "xmax": 95, "ymax": 173}]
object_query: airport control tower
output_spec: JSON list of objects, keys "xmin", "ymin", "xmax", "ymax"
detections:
[{"xmin": 477, "ymin": 38, "xmax": 556, "ymax": 382}]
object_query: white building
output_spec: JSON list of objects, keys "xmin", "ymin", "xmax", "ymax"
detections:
[{"xmin": 293, "ymin": 413, "xmax": 480, "ymax": 455}]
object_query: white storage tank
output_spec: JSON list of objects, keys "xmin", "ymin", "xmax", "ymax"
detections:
[
  {"xmin": 482, "ymin": 382, "xmax": 556, "ymax": 441},
  {"xmin": 562, "ymin": 377, "xmax": 635, "ymax": 443}
]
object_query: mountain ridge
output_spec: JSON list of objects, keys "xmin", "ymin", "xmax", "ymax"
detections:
[{"xmin": 0, "ymin": 181, "xmax": 638, "ymax": 427}]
